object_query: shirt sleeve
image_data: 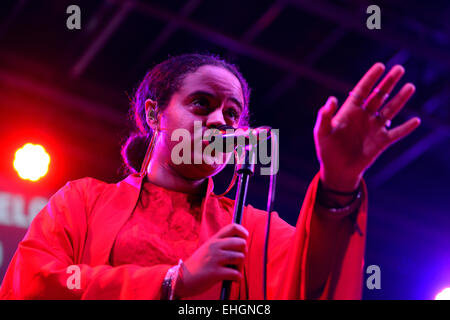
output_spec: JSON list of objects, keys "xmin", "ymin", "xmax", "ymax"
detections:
[
  {"xmin": 0, "ymin": 179, "xmax": 172, "ymax": 300},
  {"xmin": 248, "ymin": 172, "xmax": 367, "ymax": 300}
]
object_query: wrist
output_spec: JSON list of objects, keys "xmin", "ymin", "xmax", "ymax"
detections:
[
  {"xmin": 316, "ymin": 179, "xmax": 363, "ymax": 223},
  {"xmin": 319, "ymin": 167, "xmax": 361, "ymax": 193},
  {"xmin": 162, "ymin": 259, "xmax": 184, "ymax": 300},
  {"xmin": 173, "ymin": 261, "xmax": 186, "ymax": 299},
  {"xmin": 317, "ymin": 178, "xmax": 360, "ymax": 208}
]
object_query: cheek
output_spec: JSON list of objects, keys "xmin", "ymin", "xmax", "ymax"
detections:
[
  {"xmin": 159, "ymin": 105, "xmax": 199, "ymax": 153},
  {"xmin": 160, "ymin": 108, "xmax": 195, "ymax": 144}
]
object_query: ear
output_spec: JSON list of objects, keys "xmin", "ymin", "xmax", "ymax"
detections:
[{"xmin": 144, "ymin": 99, "xmax": 159, "ymax": 130}]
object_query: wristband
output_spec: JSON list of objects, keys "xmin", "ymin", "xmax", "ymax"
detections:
[
  {"xmin": 317, "ymin": 180, "xmax": 363, "ymax": 219},
  {"xmin": 161, "ymin": 259, "xmax": 183, "ymax": 300}
]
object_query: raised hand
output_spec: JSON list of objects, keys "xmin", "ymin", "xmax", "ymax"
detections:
[{"xmin": 314, "ymin": 63, "xmax": 421, "ymax": 192}]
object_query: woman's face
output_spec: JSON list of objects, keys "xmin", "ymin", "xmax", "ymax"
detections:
[{"xmin": 149, "ymin": 65, "xmax": 245, "ymax": 180}]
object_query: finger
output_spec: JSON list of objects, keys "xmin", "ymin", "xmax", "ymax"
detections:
[
  {"xmin": 379, "ymin": 83, "xmax": 415, "ymax": 121},
  {"xmin": 219, "ymin": 237, "xmax": 247, "ymax": 252},
  {"xmin": 386, "ymin": 117, "xmax": 421, "ymax": 146},
  {"xmin": 218, "ymin": 267, "xmax": 242, "ymax": 282},
  {"xmin": 347, "ymin": 62, "xmax": 385, "ymax": 106},
  {"xmin": 219, "ymin": 251, "xmax": 246, "ymax": 266},
  {"xmin": 364, "ymin": 65, "xmax": 405, "ymax": 113},
  {"xmin": 314, "ymin": 97, "xmax": 338, "ymax": 136},
  {"xmin": 215, "ymin": 223, "xmax": 249, "ymax": 239}
]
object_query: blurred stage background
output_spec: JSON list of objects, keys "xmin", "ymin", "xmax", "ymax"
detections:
[{"xmin": 0, "ymin": 0, "xmax": 449, "ymax": 299}]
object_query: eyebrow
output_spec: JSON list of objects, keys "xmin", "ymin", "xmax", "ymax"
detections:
[{"xmin": 188, "ymin": 90, "xmax": 243, "ymax": 112}]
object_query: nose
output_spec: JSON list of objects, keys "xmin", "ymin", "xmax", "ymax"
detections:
[{"xmin": 205, "ymin": 107, "xmax": 226, "ymax": 129}]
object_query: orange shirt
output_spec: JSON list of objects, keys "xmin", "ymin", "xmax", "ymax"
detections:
[
  {"xmin": 110, "ymin": 179, "xmax": 205, "ymax": 267},
  {"xmin": 0, "ymin": 172, "xmax": 368, "ymax": 300}
]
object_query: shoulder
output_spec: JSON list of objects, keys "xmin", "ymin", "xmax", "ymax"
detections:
[
  {"xmin": 216, "ymin": 195, "xmax": 295, "ymax": 233},
  {"xmin": 48, "ymin": 176, "xmax": 125, "ymax": 218},
  {"xmin": 27, "ymin": 176, "xmax": 137, "ymax": 240},
  {"xmin": 246, "ymin": 204, "xmax": 294, "ymax": 229},
  {"xmin": 56, "ymin": 176, "xmax": 109, "ymax": 202},
  {"xmin": 27, "ymin": 177, "xmax": 110, "ymax": 236},
  {"xmin": 63, "ymin": 176, "xmax": 108, "ymax": 192}
]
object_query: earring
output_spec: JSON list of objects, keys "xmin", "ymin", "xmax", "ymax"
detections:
[
  {"xmin": 148, "ymin": 109, "xmax": 157, "ymax": 121},
  {"xmin": 139, "ymin": 128, "xmax": 160, "ymax": 177}
]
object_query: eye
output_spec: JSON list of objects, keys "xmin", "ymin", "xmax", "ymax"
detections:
[
  {"xmin": 192, "ymin": 97, "xmax": 210, "ymax": 108},
  {"xmin": 225, "ymin": 108, "xmax": 240, "ymax": 120}
]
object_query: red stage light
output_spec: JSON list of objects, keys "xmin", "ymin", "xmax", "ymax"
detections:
[{"xmin": 13, "ymin": 143, "xmax": 50, "ymax": 182}]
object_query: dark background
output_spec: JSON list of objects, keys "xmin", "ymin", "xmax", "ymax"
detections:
[{"xmin": 0, "ymin": 0, "xmax": 449, "ymax": 299}]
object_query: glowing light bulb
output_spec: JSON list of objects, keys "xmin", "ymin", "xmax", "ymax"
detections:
[
  {"xmin": 435, "ymin": 288, "xmax": 450, "ymax": 300},
  {"xmin": 13, "ymin": 143, "xmax": 50, "ymax": 182}
]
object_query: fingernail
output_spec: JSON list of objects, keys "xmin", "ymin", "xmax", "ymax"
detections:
[
  {"xmin": 375, "ymin": 62, "xmax": 385, "ymax": 70},
  {"xmin": 327, "ymin": 96, "xmax": 336, "ymax": 106},
  {"xmin": 406, "ymin": 83, "xmax": 416, "ymax": 92},
  {"xmin": 393, "ymin": 64, "xmax": 405, "ymax": 72}
]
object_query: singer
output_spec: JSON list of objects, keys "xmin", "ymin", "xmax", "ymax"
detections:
[{"xmin": 0, "ymin": 53, "xmax": 420, "ymax": 300}]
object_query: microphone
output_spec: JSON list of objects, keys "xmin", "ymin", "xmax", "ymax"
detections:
[{"xmin": 205, "ymin": 125, "xmax": 271, "ymax": 150}]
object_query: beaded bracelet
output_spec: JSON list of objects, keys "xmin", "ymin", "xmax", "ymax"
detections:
[
  {"xmin": 324, "ymin": 189, "xmax": 363, "ymax": 219},
  {"xmin": 315, "ymin": 181, "xmax": 364, "ymax": 236},
  {"xmin": 321, "ymin": 185, "xmax": 360, "ymax": 196},
  {"xmin": 161, "ymin": 259, "xmax": 183, "ymax": 300},
  {"xmin": 317, "ymin": 180, "xmax": 363, "ymax": 220}
]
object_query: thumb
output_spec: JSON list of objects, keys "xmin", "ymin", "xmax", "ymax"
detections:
[{"xmin": 314, "ymin": 96, "xmax": 338, "ymax": 136}]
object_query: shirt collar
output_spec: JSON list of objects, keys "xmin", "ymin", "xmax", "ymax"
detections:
[{"xmin": 122, "ymin": 172, "xmax": 215, "ymax": 198}]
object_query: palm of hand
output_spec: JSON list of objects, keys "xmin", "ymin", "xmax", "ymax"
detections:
[{"xmin": 314, "ymin": 63, "xmax": 421, "ymax": 191}]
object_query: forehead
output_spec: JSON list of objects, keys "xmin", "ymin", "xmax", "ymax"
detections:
[{"xmin": 179, "ymin": 65, "xmax": 244, "ymax": 103}]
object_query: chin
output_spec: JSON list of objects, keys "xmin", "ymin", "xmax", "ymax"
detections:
[
  {"xmin": 169, "ymin": 147, "xmax": 233, "ymax": 180},
  {"xmin": 172, "ymin": 161, "xmax": 226, "ymax": 180}
]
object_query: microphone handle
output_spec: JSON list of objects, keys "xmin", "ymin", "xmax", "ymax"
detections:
[{"xmin": 220, "ymin": 161, "xmax": 252, "ymax": 300}]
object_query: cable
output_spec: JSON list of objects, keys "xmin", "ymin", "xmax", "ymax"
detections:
[
  {"xmin": 216, "ymin": 149, "xmax": 239, "ymax": 197},
  {"xmin": 214, "ymin": 126, "xmax": 278, "ymax": 300},
  {"xmin": 263, "ymin": 129, "xmax": 278, "ymax": 300}
]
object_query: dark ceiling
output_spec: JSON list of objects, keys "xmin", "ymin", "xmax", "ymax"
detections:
[{"xmin": 0, "ymin": 0, "xmax": 449, "ymax": 299}]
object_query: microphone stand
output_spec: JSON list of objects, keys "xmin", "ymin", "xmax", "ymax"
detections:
[{"xmin": 220, "ymin": 144, "xmax": 256, "ymax": 300}]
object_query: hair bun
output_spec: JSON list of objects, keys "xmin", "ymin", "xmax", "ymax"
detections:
[{"xmin": 121, "ymin": 133, "xmax": 151, "ymax": 174}]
